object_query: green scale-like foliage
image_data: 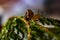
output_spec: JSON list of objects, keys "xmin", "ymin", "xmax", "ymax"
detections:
[
  {"xmin": 0, "ymin": 16, "xmax": 60, "ymax": 40},
  {"xmin": 0, "ymin": 17, "xmax": 28, "ymax": 40}
]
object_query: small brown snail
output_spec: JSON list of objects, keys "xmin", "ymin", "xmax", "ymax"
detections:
[{"xmin": 25, "ymin": 9, "xmax": 40, "ymax": 21}]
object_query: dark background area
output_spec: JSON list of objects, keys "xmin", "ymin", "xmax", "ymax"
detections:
[{"xmin": 44, "ymin": 0, "xmax": 60, "ymax": 20}]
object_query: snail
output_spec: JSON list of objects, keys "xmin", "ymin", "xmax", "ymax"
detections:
[
  {"xmin": 25, "ymin": 9, "xmax": 34, "ymax": 21},
  {"xmin": 25, "ymin": 9, "xmax": 40, "ymax": 21}
]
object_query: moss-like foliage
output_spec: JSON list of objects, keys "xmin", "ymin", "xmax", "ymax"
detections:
[{"xmin": 0, "ymin": 16, "xmax": 60, "ymax": 40}]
